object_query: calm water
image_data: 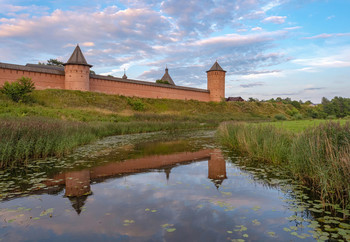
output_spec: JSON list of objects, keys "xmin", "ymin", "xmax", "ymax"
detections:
[{"xmin": 0, "ymin": 130, "xmax": 349, "ymax": 241}]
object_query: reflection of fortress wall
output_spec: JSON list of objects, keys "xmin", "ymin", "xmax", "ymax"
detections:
[
  {"xmin": 43, "ymin": 148, "xmax": 227, "ymax": 196},
  {"xmin": 90, "ymin": 149, "xmax": 212, "ymax": 179},
  {"xmin": 208, "ymin": 149, "xmax": 227, "ymax": 185},
  {"xmin": 65, "ymin": 170, "xmax": 91, "ymax": 197}
]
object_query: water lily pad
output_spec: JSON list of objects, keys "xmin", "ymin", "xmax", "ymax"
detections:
[
  {"xmin": 40, "ymin": 208, "xmax": 53, "ymax": 216},
  {"xmin": 166, "ymin": 228, "xmax": 176, "ymax": 232},
  {"xmin": 252, "ymin": 219, "xmax": 261, "ymax": 226},
  {"xmin": 267, "ymin": 231, "xmax": 276, "ymax": 237},
  {"xmin": 251, "ymin": 206, "xmax": 261, "ymax": 211}
]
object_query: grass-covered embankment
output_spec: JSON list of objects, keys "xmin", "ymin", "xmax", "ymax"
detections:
[
  {"xmin": 217, "ymin": 121, "xmax": 350, "ymax": 206},
  {"xmin": 0, "ymin": 117, "xmax": 211, "ymax": 168},
  {"xmin": 0, "ymin": 89, "xmax": 308, "ymax": 168}
]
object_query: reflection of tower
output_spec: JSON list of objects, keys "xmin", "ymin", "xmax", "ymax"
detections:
[
  {"xmin": 65, "ymin": 170, "xmax": 91, "ymax": 197},
  {"xmin": 164, "ymin": 167, "xmax": 172, "ymax": 181},
  {"xmin": 208, "ymin": 149, "xmax": 227, "ymax": 189},
  {"xmin": 65, "ymin": 170, "xmax": 92, "ymax": 215},
  {"xmin": 68, "ymin": 195, "xmax": 89, "ymax": 215}
]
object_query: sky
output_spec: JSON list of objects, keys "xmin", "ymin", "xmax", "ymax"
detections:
[{"xmin": 0, "ymin": 0, "xmax": 349, "ymax": 103}]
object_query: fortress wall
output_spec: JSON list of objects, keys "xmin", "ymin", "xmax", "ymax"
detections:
[
  {"xmin": 0, "ymin": 67, "xmax": 65, "ymax": 90},
  {"xmin": 90, "ymin": 77, "xmax": 211, "ymax": 102}
]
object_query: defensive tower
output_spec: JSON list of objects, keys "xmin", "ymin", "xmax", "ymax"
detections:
[
  {"xmin": 207, "ymin": 61, "xmax": 226, "ymax": 102},
  {"xmin": 63, "ymin": 45, "xmax": 92, "ymax": 91}
]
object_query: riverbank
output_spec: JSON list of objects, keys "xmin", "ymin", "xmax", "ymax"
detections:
[
  {"xmin": 217, "ymin": 121, "xmax": 350, "ymax": 206},
  {"xmin": 0, "ymin": 117, "xmax": 216, "ymax": 168},
  {"xmin": 0, "ymin": 89, "xmax": 301, "ymax": 168}
]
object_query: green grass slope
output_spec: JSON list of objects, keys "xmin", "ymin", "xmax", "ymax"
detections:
[{"xmin": 0, "ymin": 89, "xmax": 300, "ymax": 123}]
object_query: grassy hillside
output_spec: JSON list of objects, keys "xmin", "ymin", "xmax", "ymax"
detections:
[
  {"xmin": 0, "ymin": 89, "xmax": 308, "ymax": 168},
  {"xmin": 0, "ymin": 89, "xmax": 302, "ymax": 123}
]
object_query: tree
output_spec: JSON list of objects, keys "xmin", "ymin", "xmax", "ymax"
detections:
[
  {"xmin": 0, "ymin": 77, "xmax": 35, "ymax": 102},
  {"xmin": 39, "ymin": 59, "xmax": 64, "ymax": 66},
  {"xmin": 156, "ymin": 79, "xmax": 170, "ymax": 85}
]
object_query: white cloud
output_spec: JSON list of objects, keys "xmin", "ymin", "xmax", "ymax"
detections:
[
  {"xmin": 251, "ymin": 27, "xmax": 262, "ymax": 31},
  {"xmin": 263, "ymin": 16, "xmax": 286, "ymax": 24},
  {"xmin": 303, "ymin": 33, "xmax": 350, "ymax": 39}
]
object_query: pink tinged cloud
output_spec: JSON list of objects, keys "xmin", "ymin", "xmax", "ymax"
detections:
[
  {"xmin": 262, "ymin": 16, "xmax": 287, "ymax": 24},
  {"xmin": 303, "ymin": 33, "xmax": 350, "ymax": 39}
]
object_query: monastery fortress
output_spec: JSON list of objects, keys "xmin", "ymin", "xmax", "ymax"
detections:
[{"xmin": 0, "ymin": 45, "xmax": 226, "ymax": 102}]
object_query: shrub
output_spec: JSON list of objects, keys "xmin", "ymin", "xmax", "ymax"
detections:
[
  {"xmin": 127, "ymin": 98, "xmax": 145, "ymax": 111},
  {"xmin": 1, "ymin": 77, "xmax": 35, "ymax": 102},
  {"xmin": 292, "ymin": 113, "xmax": 303, "ymax": 120},
  {"xmin": 274, "ymin": 114, "xmax": 287, "ymax": 120},
  {"xmin": 291, "ymin": 100, "xmax": 301, "ymax": 109}
]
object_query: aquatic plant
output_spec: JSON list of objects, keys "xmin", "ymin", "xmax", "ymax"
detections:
[
  {"xmin": 0, "ymin": 117, "xmax": 213, "ymax": 168},
  {"xmin": 217, "ymin": 121, "xmax": 350, "ymax": 206}
]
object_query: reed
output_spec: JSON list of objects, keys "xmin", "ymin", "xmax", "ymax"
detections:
[
  {"xmin": 217, "ymin": 121, "xmax": 350, "ymax": 205},
  {"xmin": 0, "ymin": 117, "xmax": 213, "ymax": 168}
]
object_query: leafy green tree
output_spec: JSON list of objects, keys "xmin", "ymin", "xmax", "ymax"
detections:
[
  {"xmin": 39, "ymin": 59, "xmax": 64, "ymax": 66},
  {"xmin": 291, "ymin": 100, "xmax": 301, "ymax": 109},
  {"xmin": 156, "ymin": 79, "xmax": 170, "ymax": 85},
  {"xmin": 0, "ymin": 77, "xmax": 35, "ymax": 102}
]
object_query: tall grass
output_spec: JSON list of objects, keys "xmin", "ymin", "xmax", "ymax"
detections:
[
  {"xmin": 0, "ymin": 117, "xmax": 214, "ymax": 168},
  {"xmin": 217, "ymin": 121, "xmax": 350, "ymax": 206}
]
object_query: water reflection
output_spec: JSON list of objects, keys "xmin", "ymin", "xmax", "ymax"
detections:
[
  {"xmin": 44, "ymin": 148, "xmax": 227, "ymax": 214},
  {"xmin": 1, "ymin": 131, "xmax": 347, "ymax": 241}
]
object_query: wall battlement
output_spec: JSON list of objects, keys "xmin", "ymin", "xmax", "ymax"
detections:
[{"xmin": 0, "ymin": 45, "xmax": 226, "ymax": 102}]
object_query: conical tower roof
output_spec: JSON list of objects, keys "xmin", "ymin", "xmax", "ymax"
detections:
[
  {"xmin": 207, "ymin": 61, "xmax": 226, "ymax": 73},
  {"xmin": 160, "ymin": 67, "xmax": 175, "ymax": 85},
  {"xmin": 64, "ymin": 45, "xmax": 92, "ymax": 67}
]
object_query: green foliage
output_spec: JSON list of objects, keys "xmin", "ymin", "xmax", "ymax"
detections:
[
  {"xmin": 291, "ymin": 100, "xmax": 301, "ymax": 109},
  {"xmin": 0, "ymin": 77, "xmax": 35, "ymax": 103},
  {"xmin": 90, "ymin": 70, "xmax": 96, "ymax": 75},
  {"xmin": 0, "ymin": 117, "xmax": 214, "ymax": 168},
  {"xmin": 39, "ymin": 59, "xmax": 64, "ymax": 66},
  {"xmin": 156, "ymin": 79, "xmax": 170, "ymax": 85},
  {"xmin": 274, "ymin": 114, "xmax": 287, "ymax": 120},
  {"xmin": 322, "ymin": 96, "xmax": 350, "ymax": 118},
  {"xmin": 126, "ymin": 97, "xmax": 145, "ymax": 111},
  {"xmin": 292, "ymin": 113, "xmax": 303, "ymax": 120},
  {"xmin": 286, "ymin": 107, "xmax": 299, "ymax": 116},
  {"xmin": 217, "ymin": 121, "xmax": 350, "ymax": 206}
]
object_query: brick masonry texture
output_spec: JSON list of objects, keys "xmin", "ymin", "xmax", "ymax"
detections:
[{"xmin": 0, "ymin": 48, "xmax": 225, "ymax": 102}]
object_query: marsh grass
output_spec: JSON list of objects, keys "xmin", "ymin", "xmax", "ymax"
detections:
[
  {"xmin": 0, "ymin": 117, "xmax": 212, "ymax": 168},
  {"xmin": 217, "ymin": 121, "xmax": 350, "ymax": 206}
]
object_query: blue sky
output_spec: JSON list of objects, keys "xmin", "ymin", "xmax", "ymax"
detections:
[{"xmin": 0, "ymin": 0, "xmax": 349, "ymax": 102}]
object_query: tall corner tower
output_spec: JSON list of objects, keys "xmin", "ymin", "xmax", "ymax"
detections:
[
  {"xmin": 63, "ymin": 45, "xmax": 92, "ymax": 91},
  {"xmin": 207, "ymin": 61, "xmax": 226, "ymax": 102}
]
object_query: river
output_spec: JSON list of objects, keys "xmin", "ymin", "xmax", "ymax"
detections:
[{"xmin": 0, "ymin": 130, "xmax": 349, "ymax": 241}]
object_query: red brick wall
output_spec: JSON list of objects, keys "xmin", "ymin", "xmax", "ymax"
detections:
[
  {"xmin": 0, "ymin": 67, "xmax": 212, "ymax": 102},
  {"xmin": 90, "ymin": 78, "xmax": 211, "ymax": 102},
  {"xmin": 0, "ymin": 68, "xmax": 65, "ymax": 90}
]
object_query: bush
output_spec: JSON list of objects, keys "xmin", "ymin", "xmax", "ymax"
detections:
[
  {"xmin": 292, "ymin": 113, "xmax": 303, "ymax": 120},
  {"xmin": 274, "ymin": 114, "xmax": 287, "ymax": 120},
  {"xmin": 1, "ymin": 77, "xmax": 35, "ymax": 102},
  {"xmin": 127, "ymin": 98, "xmax": 145, "ymax": 111}
]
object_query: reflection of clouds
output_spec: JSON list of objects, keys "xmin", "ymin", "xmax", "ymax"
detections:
[{"xmin": 1, "ymin": 156, "xmax": 297, "ymax": 241}]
